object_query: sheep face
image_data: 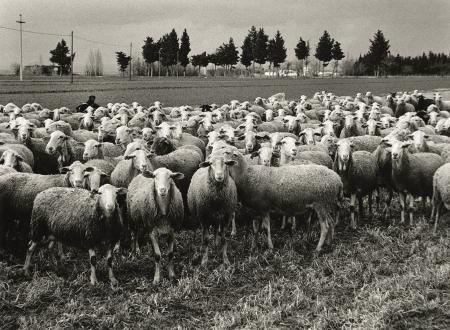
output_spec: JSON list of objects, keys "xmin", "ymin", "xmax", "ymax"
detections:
[
  {"xmin": 155, "ymin": 122, "xmax": 176, "ymax": 139},
  {"xmin": 97, "ymin": 184, "xmax": 127, "ymax": 220},
  {"xmin": 320, "ymin": 120, "xmax": 336, "ymax": 137},
  {"xmin": 61, "ymin": 161, "xmax": 87, "ymax": 188},
  {"xmin": 239, "ymin": 131, "xmax": 256, "ymax": 153},
  {"xmin": 282, "ymin": 116, "xmax": 300, "ymax": 133},
  {"xmin": 16, "ymin": 122, "xmax": 34, "ymax": 142},
  {"xmin": 83, "ymin": 140, "xmax": 101, "ymax": 160},
  {"xmin": 143, "ymin": 168, "xmax": 183, "ymax": 215},
  {"xmin": 258, "ymin": 144, "xmax": 273, "ymax": 166},
  {"xmin": 336, "ymin": 139, "xmax": 354, "ymax": 171},
  {"xmin": 265, "ymin": 109, "xmax": 274, "ymax": 122},
  {"xmin": 344, "ymin": 115, "xmax": 356, "ymax": 130},
  {"xmin": 299, "ymin": 128, "xmax": 319, "ymax": 145},
  {"xmin": 385, "ymin": 140, "xmax": 411, "ymax": 162},
  {"xmin": 0, "ymin": 149, "xmax": 22, "ymax": 169},
  {"xmin": 115, "ymin": 126, "xmax": 134, "ymax": 146},
  {"xmin": 84, "ymin": 167, "xmax": 109, "ymax": 193},
  {"xmin": 53, "ymin": 108, "xmax": 61, "ymax": 121},
  {"xmin": 364, "ymin": 119, "xmax": 381, "ymax": 136},
  {"xmin": 408, "ymin": 131, "xmax": 429, "ymax": 150},
  {"xmin": 279, "ymin": 137, "xmax": 300, "ymax": 159},
  {"xmin": 142, "ymin": 127, "xmax": 154, "ymax": 143},
  {"xmin": 152, "ymin": 109, "xmax": 165, "ymax": 126},
  {"xmin": 200, "ymin": 156, "xmax": 236, "ymax": 183},
  {"xmin": 125, "ymin": 149, "xmax": 150, "ymax": 173},
  {"xmin": 46, "ymin": 131, "xmax": 68, "ymax": 155}
]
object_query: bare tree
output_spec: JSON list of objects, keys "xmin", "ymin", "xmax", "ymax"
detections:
[{"xmin": 85, "ymin": 49, "xmax": 103, "ymax": 76}]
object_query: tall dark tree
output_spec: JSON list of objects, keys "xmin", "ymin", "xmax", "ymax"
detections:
[
  {"xmin": 159, "ymin": 29, "xmax": 179, "ymax": 75},
  {"xmin": 49, "ymin": 39, "xmax": 75, "ymax": 76},
  {"xmin": 224, "ymin": 37, "xmax": 239, "ymax": 72},
  {"xmin": 267, "ymin": 30, "xmax": 287, "ymax": 75},
  {"xmin": 254, "ymin": 28, "xmax": 269, "ymax": 75},
  {"xmin": 294, "ymin": 37, "xmax": 310, "ymax": 76},
  {"xmin": 367, "ymin": 30, "xmax": 390, "ymax": 77},
  {"xmin": 116, "ymin": 51, "xmax": 131, "ymax": 77},
  {"xmin": 248, "ymin": 25, "xmax": 258, "ymax": 73},
  {"xmin": 331, "ymin": 41, "xmax": 345, "ymax": 76},
  {"xmin": 191, "ymin": 52, "xmax": 209, "ymax": 75},
  {"xmin": 241, "ymin": 35, "xmax": 253, "ymax": 72},
  {"xmin": 142, "ymin": 37, "xmax": 160, "ymax": 76},
  {"xmin": 315, "ymin": 30, "xmax": 334, "ymax": 76},
  {"xmin": 179, "ymin": 29, "xmax": 191, "ymax": 76}
]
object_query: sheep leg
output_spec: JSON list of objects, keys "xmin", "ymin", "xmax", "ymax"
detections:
[
  {"xmin": 399, "ymin": 192, "xmax": 406, "ymax": 224},
  {"xmin": 201, "ymin": 226, "xmax": 209, "ymax": 266},
  {"xmin": 167, "ymin": 229, "xmax": 176, "ymax": 280},
  {"xmin": 358, "ymin": 195, "xmax": 364, "ymax": 219},
  {"xmin": 291, "ymin": 216, "xmax": 297, "ymax": 231},
  {"xmin": 368, "ymin": 192, "xmax": 373, "ymax": 215},
  {"xmin": 316, "ymin": 211, "xmax": 330, "ymax": 253},
  {"xmin": 281, "ymin": 216, "xmax": 286, "ymax": 230},
  {"xmin": 88, "ymin": 249, "xmax": 98, "ymax": 285},
  {"xmin": 434, "ymin": 203, "xmax": 442, "ymax": 234},
  {"xmin": 262, "ymin": 214, "xmax": 273, "ymax": 250},
  {"xmin": 23, "ymin": 241, "xmax": 38, "ymax": 276},
  {"xmin": 408, "ymin": 194, "xmax": 415, "ymax": 226},
  {"xmin": 230, "ymin": 213, "xmax": 236, "ymax": 238},
  {"xmin": 350, "ymin": 194, "xmax": 357, "ymax": 229},
  {"xmin": 221, "ymin": 218, "xmax": 231, "ymax": 266},
  {"xmin": 214, "ymin": 226, "xmax": 221, "ymax": 247},
  {"xmin": 150, "ymin": 230, "xmax": 161, "ymax": 285},
  {"xmin": 106, "ymin": 247, "xmax": 118, "ymax": 288},
  {"xmin": 376, "ymin": 187, "xmax": 381, "ymax": 210},
  {"xmin": 251, "ymin": 218, "xmax": 260, "ymax": 250},
  {"xmin": 383, "ymin": 189, "xmax": 393, "ymax": 219},
  {"xmin": 57, "ymin": 242, "xmax": 65, "ymax": 262}
]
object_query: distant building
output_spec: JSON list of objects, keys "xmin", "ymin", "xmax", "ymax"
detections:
[{"xmin": 23, "ymin": 64, "xmax": 59, "ymax": 76}]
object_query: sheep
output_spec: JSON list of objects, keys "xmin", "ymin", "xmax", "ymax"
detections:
[
  {"xmin": 408, "ymin": 131, "xmax": 442, "ymax": 154},
  {"xmin": 0, "ymin": 149, "xmax": 33, "ymax": 172},
  {"xmin": 45, "ymin": 131, "xmax": 84, "ymax": 169},
  {"xmin": 348, "ymin": 135, "xmax": 383, "ymax": 153},
  {"xmin": 340, "ymin": 115, "xmax": 364, "ymax": 138},
  {"xmin": 431, "ymin": 163, "xmax": 450, "ymax": 232},
  {"xmin": 333, "ymin": 139, "xmax": 378, "ymax": 228},
  {"xmin": 23, "ymin": 184, "xmax": 127, "ymax": 287},
  {"xmin": 0, "ymin": 141, "xmax": 34, "ymax": 168},
  {"xmin": 84, "ymin": 159, "xmax": 116, "ymax": 176},
  {"xmin": 98, "ymin": 119, "xmax": 119, "ymax": 143},
  {"xmin": 127, "ymin": 168, "xmax": 184, "ymax": 284},
  {"xmin": 277, "ymin": 137, "xmax": 332, "ymax": 168},
  {"xmin": 0, "ymin": 165, "xmax": 16, "ymax": 176},
  {"xmin": 46, "ymin": 120, "xmax": 73, "ymax": 136},
  {"xmin": 0, "ymin": 169, "xmax": 88, "ymax": 249},
  {"xmin": 298, "ymin": 128, "xmax": 321, "ymax": 145},
  {"xmin": 79, "ymin": 110, "xmax": 95, "ymax": 131},
  {"xmin": 83, "ymin": 140, "xmax": 123, "ymax": 161},
  {"xmin": 110, "ymin": 150, "xmax": 148, "ymax": 188},
  {"xmin": 211, "ymin": 145, "xmax": 343, "ymax": 252},
  {"xmin": 435, "ymin": 93, "xmax": 450, "ymax": 111},
  {"xmin": 384, "ymin": 139, "xmax": 444, "ymax": 225},
  {"xmin": 395, "ymin": 98, "xmax": 415, "ymax": 117},
  {"xmin": 21, "ymin": 136, "xmax": 59, "ymax": 175},
  {"xmin": 188, "ymin": 155, "xmax": 237, "ymax": 265},
  {"xmin": 363, "ymin": 119, "xmax": 382, "ymax": 136},
  {"xmin": 115, "ymin": 126, "xmax": 138, "ymax": 148}
]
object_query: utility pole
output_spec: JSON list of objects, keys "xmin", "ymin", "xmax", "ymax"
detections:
[
  {"xmin": 16, "ymin": 14, "xmax": 26, "ymax": 81},
  {"xmin": 158, "ymin": 48, "xmax": 162, "ymax": 78},
  {"xmin": 70, "ymin": 31, "xmax": 74, "ymax": 84},
  {"xmin": 129, "ymin": 42, "xmax": 132, "ymax": 81}
]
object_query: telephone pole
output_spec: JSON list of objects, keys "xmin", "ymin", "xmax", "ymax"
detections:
[
  {"xmin": 129, "ymin": 42, "xmax": 132, "ymax": 81},
  {"xmin": 16, "ymin": 14, "xmax": 26, "ymax": 81},
  {"xmin": 70, "ymin": 31, "xmax": 74, "ymax": 84}
]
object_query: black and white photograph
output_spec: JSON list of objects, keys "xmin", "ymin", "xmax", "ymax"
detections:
[{"xmin": 0, "ymin": 0, "xmax": 450, "ymax": 328}]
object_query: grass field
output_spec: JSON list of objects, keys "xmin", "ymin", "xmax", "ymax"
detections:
[
  {"xmin": 1, "ymin": 76, "xmax": 450, "ymax": 329},
  {"xmin": 0, "ymin": 75, "xmax": 449, "ymax": 109}
]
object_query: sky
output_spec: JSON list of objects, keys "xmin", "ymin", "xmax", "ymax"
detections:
[{"xmin": 0, "ymin": 0, "xmax": 449, "ymax": 73}]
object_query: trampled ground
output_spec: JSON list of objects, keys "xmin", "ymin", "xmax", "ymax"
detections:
[{"xmin": 0, "ymin": 75, "xmax": 449, "ymax": 109}]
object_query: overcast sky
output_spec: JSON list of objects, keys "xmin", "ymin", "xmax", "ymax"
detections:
[{"xmin": 1, "ymin": 0, "xmax": 449, "ymax": 73}]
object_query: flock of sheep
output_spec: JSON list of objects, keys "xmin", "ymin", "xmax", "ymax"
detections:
[{"xmin": 0, "ymin": 89, "xmax": 450, "ymax": 288}]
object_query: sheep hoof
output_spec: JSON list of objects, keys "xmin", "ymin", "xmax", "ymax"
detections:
[
  {"xmin": 90, "ymin": 276, "xmax": 98, "ymax": 286},
  {"xmin": 152, "ymin": 278, "xmax": 160, "ymax": 285},
  {"xmin": 110, "ymin": 278, "xmax": 119, "ymax": 290},
  {"xmin": 23, "ymin": 268, "xmax": 32, "ymax": 278}
]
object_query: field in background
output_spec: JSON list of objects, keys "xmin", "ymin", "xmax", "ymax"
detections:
[{"xmin": 0, "ymin": 76, "xmax": 449, "ymax": 109}]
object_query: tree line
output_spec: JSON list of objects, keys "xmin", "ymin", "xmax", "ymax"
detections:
[{"xmin": 43, "ymin": 28, "xmax": 450, "ymax": 77}]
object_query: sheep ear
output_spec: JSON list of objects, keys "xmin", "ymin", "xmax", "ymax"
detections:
[
  {"xmin": 295, "ymin": 141, "xmax": 301, "ymax": 146},
  {"xmin": 100, "ymin": 172, "xmax": 110, "ymax": 179},
  {"xmin": 314, "ymin": 132, "xmax": 322, "ymax": 137},
  {"xmin": 116, "ymin": 188, "xmax": 128, "ymax": 204},
  {"xmin": 250, "ymin": 151, "xmax": 259, "ymax": 158},
  {"xmin": 141, "ymin": 170, "xmax": 155, "ymax": 178},
  {"xmin": 170, "ymin": 172, "xmax": 184, "ymax": 180},
  {"xmin": 361, "ymin": 123, "xmax": 368, "ymax": 128},
  {"xmin": 225, "ymin": 160, "xmax": 237, "ymax": 166},
  {"xmin": 237, "ymin": 135, "xmax": 245, "ymax": 140},
  {"xmin": 402, "ymin": 141, "xmax": 412, "ymax": 148},
  {"xmin": 85, "ymin": 167, "xmax": 95, "ymax": 173},
  {"xmin": 124, "ymin": 154, "xmax": 136, "ymax": 160},
  {"xmin": 95, "ymin": 143, "xmax": 102, "ymax": 148},
  {"xmin": 199, "ymin": 161, "xmax": 211, "ymax": 168},
  {"xmin": 424, "ymin": 135, "xmax": 430, "ymax": 139},
  {"xmin": 60, "ymin": 166, "xmax": 70, "ymax": 174}
]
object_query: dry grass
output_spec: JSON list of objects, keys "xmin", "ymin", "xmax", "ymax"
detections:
[{"xmin": 1, "ymin": 198, "xmax": 450, "ymax": 329}]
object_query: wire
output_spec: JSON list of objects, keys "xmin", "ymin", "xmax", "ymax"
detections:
[
  {"xmin": 74, "ymin": 35, "xmax": 128, "ymax": 48},
  {"xmin": 0, "ymin": 25, "xmax": 70, "ymax": 37}
]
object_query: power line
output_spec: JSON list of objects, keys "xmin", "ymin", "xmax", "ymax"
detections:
[
  {"xmin": 0, "ymin": 25, "xmax": 70, "ymax": 37},
  {"xmin": 74, "ymin": 35, "xmax": 128, "ymax": 48}
]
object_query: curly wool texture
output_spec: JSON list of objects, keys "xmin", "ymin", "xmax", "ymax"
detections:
[
  {"xmin": 127, "ymin": 174, "xmax": 184, "ymax": 232},
  {"xmin": 85, "ymin": 159, "xmax": 116, "ymax": 176},
  {"xmin": 30, "ymin": 187, "xmax": 122, "ymax": 248},
  {"xmin": 172, "ymin": 133, "xmax": 206, "ymax": 153},
  {"xmin": 297, "ymin": 151, "xmax": 333, "ymax": 168},
  {"xmin": 348, "ymin": 135, "xmax": 383, "ymax": 153},
  {"xmin": 333, "ymin": 151, "xmax": 378, "ymax": 197},
  {"xmin": 111, "ymin": 159, "xmax": 139, "ymax": 188},
  {"xmin": 433, "ymin": 163, "xmax": 450, "ymax": 209},
  {"xmin": 187, "ymin": 167, "xmax": 237, "ymax": 227},
  {"xmin": 392, "ymin": 152, "xmax": 444, "ymax": 197}
]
